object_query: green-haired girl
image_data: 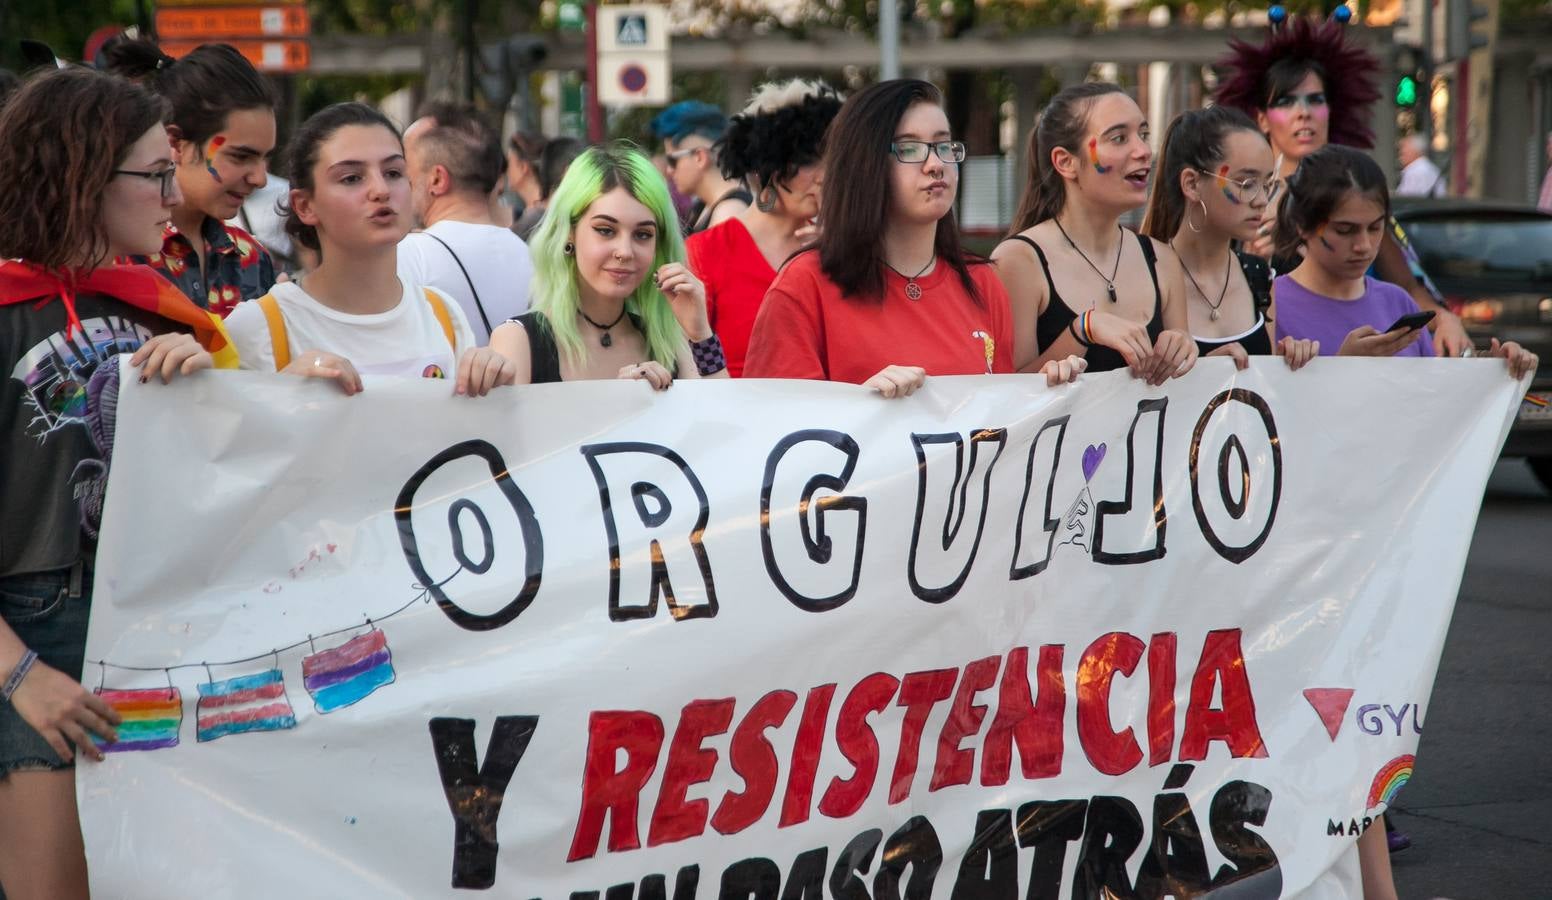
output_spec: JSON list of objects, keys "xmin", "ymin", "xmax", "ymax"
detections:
[{"xmin": 489, "ymin": 143, "xmax": 729, "ymax": 388}]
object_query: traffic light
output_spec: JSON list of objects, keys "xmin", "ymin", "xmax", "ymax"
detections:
[
  {"xmin": 1446, "ymin": 0, "xmax": 1491, "ymax": 60},
  {"xmin": 1396, "ymin": 74, "xmax": 1419, "ymax": 107}
]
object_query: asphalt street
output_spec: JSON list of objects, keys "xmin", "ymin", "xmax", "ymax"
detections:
[{"xmin": 1390, "ymin": 459, "xmax": 1552, "ymax": 899}]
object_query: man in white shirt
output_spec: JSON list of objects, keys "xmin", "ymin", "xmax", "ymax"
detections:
[
  {"xmin": 399, "ymin": 101, "xmax": 534, "ymax": 342},
  {"xmin": 1395, "ymin": 134, "xmax": 1445, "ymax": 198}
]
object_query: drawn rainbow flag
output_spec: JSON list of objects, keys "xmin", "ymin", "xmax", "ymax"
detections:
[
  {"xmin": 302, "ymin": 629, "xmax": 395, "ymax": 714},
  {"xmin": 92, "ymin": 688, "xmax": 182, "ymax": 752},
  {"xmin": 1367, "ymin": 753, "xmax": 1415, "ymax": 809},
  {"xmin": 195, "ymin": 669, "xmax": 297, "ymax": 742}
]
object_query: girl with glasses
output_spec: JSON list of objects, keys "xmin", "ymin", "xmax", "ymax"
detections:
[
  {"xmin": 101, "ymin": 37, "xmax": 279, "ymax": 315},
  {"xmin": 1214, "ymin": 16, "xmax": 1472, "ymax": 357},
  {"xmin": 1141, "ymin": 105, "xmax": 1317, "ymax": 370},
  {"xmin": 224, "ymin": 103, "xmax": 513, "ymax": 397},
  {"xmin": 687, "ymin": 80, "xmax": 842, "ymax": 376},
  {"xmin": 489, "ymin": 144, "xmax": 729, "ymax": 388},
  {"xmin": 0, "ymin": 67, "xmax": 235, "ymax": 900},
  {"xmin": 744, "ymin": 78, "xmax": 1082, "ymax": 394},
  {"xmin": 993, "ymin": 83, "xmax": 1197, "ymax": 386}
]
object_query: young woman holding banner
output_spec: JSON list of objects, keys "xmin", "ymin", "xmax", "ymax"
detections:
[
  {"xmin": 224, "ymin": 103, "xmax": 515, "ymax": 398},
  {"xmin": 0, "ymin": 67, "xmax": 233, "ymax": 900},
  {"xmin": 991, "ymin": 83, "xmax": 1197, "ymax": 385},
  {"xmin": 488, "ymin": 143, "xmax": 730, "ymax": 388},
  {"xmin": 1139, "ymin": 105, "xmax": 1317, "ymax": 370},
  {"xmin": 743, "ymin": 78, "xmax": 1083, "ymax": 394}
]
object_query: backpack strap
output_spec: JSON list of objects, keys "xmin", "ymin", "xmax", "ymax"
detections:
[
  {"xmin": 257, "ymin": 293, "xmax": 290, "ymax": 371},
  {"xmin": 423, "ymin": 288, "xmax": 457, "ymax": 351}
]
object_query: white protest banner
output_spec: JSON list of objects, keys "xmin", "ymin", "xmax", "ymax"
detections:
[{"xmin": 81, "ymin": 361, "xmax": 1521, "ymax": 899}]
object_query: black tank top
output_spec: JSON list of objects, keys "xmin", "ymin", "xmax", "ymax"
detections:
[
  {"xmin": 1194, "ymin": 251, "xmax": 1274, "ymax": 357},
  {"xmin": 509, "ymin": 310, "xmax": 673, "ymax": 383},
  {"xmin": 687, "ymin": 187, "xmax": 754, "ymax": 236},
  {"xmin": 1018, "ymin": 231, "xmax": 1165, "ymax": 374}
]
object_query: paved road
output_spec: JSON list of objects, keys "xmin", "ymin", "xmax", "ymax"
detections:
[{"xmin": 1391, "ymin": 459, "xmax": 1551, "ymax": 899}]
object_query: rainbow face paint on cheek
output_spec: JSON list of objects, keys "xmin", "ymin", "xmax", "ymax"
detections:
[
  {"xmin": 1218, "ymin": 166, "xmax": 1239, "ymax": 205},
  {"xmin": 203, "ymin": 135, "xmax": 226, "ymax": 182},
  {"xmin": 1088, "ymin": 138, "xmax": 1111, "ymax": 174},
  {"xmin": 1315, "ymin": 225, "xmax": 1336, "ymax": 252}
]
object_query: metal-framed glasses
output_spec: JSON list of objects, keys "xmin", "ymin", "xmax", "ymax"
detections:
[
  {"xmin": 1199, "ymin": 169, "xmax": 1280, "ymax": 203},
  {"xmin": 889, "ymin": 140, "xmax": 967, "ymax": 164},
  {"xmin": 112, "ymin": 164, "xmax": 179, "ymax": 200}
]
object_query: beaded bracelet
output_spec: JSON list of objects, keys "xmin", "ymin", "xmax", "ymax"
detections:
[
  {"xmin": 690, "ymin": 333, "xmax": 727, "ymax": 376},
  {"xmin": 1, "ymin": 649, "xmax": 38, "ymax": 704}
]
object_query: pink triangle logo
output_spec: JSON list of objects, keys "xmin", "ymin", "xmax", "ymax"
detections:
[{"xmin": 1303, "ymin": 688, "xmax": 1355, "ymax": 741}]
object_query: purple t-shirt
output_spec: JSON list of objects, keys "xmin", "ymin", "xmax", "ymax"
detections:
[{"xmin": 1273, "ymin": 275, "xmax": 1435, "ymax": 357}]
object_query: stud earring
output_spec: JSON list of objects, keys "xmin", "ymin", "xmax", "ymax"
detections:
[{"xmin": 563, "ymin": 241, "xmax": 574, "ymax": 255}]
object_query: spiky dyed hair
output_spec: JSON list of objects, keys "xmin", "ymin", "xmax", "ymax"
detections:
[{"xmin": 1212, "ymin": 17, "xmax": 1381, "ymax": 149}]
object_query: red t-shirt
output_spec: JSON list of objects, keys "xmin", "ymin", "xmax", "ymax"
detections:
[
  {"xmin": 743, "ymin": 250, "xmax": 1014, "ymax": 383},
  {"xmin": 686, "ymin": 218, "xmax": 777, "ymax": 378}
]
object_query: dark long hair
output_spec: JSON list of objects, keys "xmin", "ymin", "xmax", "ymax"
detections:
[
  {"xmin": 1141, "ymin": 106, "xmax": 1265, "ymax": 241},
  {"xmin": 1274, "ymin": 144, "xmax": 1389, "ymax": 260},
  {"xmin": 1008, "ymin": 82, "xmax": 1126, "ymax": 235},
  {"xmin": 818, "ymin": 79, "xmax": 982, "ymax": 303},
  {"xmin": 281, "ymin": 102, "xmax": 402, "ymax": 254},
  {"xmin": 99, "ymin": 37, "xmax": 276, "ymax": 147},
  {"xmin": 0, "ymin": 67, "xmax": 168, "ymax": 271}
]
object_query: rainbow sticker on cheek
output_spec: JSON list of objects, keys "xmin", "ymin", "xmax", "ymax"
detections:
[
  {"xmin": 203, "ymin": 135, "xmax": 226, "ymax": 182},
  {"xmin": 1087, "ymin": 138, "xmax": 1111, "ymax": 174},
  {"xmin": 1218, "ymin": 166, "xmax": 1239, "ymax": 205}
]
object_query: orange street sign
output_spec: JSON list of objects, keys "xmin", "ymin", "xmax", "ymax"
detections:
[
  {"xmin": 160, "ymin": 38, "xmax": 310, "ymax": 73},
  {"xmin": 156, "ymin": 7, "xmax": 311, "ymax": 40},
  {"xmin": 156, "ymin": 0, "xmax": 301, "ymax": 6}
]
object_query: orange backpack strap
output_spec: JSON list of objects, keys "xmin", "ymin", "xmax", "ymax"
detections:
[
  {"xmin": 423, "ymin": 288, "xmax": 457, "ymax": 352},
  {"xmin": 257, "ymin": 293, "xmax": 290, "ymax": 371}
]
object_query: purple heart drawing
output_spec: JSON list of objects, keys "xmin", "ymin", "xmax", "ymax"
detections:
[{"xmin": 1082, "ymin": 443, "xmax": 1107, "ymax": 483}]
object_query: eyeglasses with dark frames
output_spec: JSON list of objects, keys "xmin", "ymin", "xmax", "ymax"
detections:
[
  {"xmin": 112, "ymin": 164, "xmax": 179, "ymax": 200},
  {"xmin": 889, "ymin": 141, "xmax": 967, "ymax": 165}
]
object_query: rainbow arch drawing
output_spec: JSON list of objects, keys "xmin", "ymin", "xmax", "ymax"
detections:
[{"xmin": 1367, "ymin": 754, "xmax": 1415, "ymax": 810}]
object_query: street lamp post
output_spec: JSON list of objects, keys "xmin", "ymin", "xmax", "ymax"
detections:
[{"xmin": 880, "ymin": 0, "xmax": 900, "ymax": 80}]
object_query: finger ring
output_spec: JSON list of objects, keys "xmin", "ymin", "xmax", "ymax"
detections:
[{"xmin": 313, "ymin": 356, "xmax": 323, "ymax": 368}]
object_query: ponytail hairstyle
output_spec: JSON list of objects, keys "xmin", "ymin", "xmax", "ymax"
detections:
[
  {"xmin": 280, "ymin": 102, "xmax": 403, "ymax": 255},
  {"xmin": 1273, "ymin": 144, "xmax": 1389, "ymax": 261},
  {"xmin": 99, "ymin": 36, "xmax": 276, "ymax": 149},
  {"xmin": 1008, "ymin": 82, "xmax": 1126, "ymax": 235},
  {"xmin": 1141, "ymin": 106, "xmax": 1265, "ymax": 241},
  {"xmin": 818, "ymin": 78, "xmax": 983, "ymax": 304},
  {"xmin": 0, "ymin": 67, "xmax": 168, "ymax": 271},
  {"xmin": 528, "ymin": 143, "xmax": 687, "ymax": 370}
]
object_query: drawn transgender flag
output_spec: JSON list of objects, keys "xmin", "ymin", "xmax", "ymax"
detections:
[
  {"xmin": 195, "ymin": 669, "xmax": 297, "ymax": 742},
  {"xmin": 93, "ymin": 687, "xmax": 182, "ymax": 752},
  {"xmin": 302, "ymin": 629, "xmax": 396, "ymax": 714}
]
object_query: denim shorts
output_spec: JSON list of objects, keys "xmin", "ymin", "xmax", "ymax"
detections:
[{"xmin": 0, "ymin": 562, "xmax": 90, "ymax": 778}]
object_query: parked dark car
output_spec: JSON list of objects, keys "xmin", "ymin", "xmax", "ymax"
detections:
[{"xmin": 1393, "ymin": 200, "xmax": 1552, "ymax": 491}]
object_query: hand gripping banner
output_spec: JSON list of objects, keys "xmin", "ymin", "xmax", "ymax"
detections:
[{"xmin": 81, "ymin": 361, "xmax": 1523, "ymax": 898}]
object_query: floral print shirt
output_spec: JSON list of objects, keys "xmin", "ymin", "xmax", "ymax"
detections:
[{"xmin": 126, "ymin": 217, "xmax": 275, "ymax": 318}]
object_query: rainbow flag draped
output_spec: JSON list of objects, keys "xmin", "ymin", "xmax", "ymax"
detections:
[
  {"xmin": 195, "ymin": 670, "xmax": 297, "ymax": 742},
  {"xmin": 93, "ymin": 688, "xmax": 183, "ymax": 753},
  {"xmin": 0, "ymin": 260, "xmax": 239, "ymax": 369},
  {"xmin": 303, "ymin": 630, "xmax": 396, "ymax": 714}
]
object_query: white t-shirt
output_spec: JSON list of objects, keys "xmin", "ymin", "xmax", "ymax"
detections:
[
  {"xmin": 396, "ymin": 219, "xmax": 533, "ymax": 343},
  {"xmin": 226, "ymin": 279, "xmax": 476, "ymax": 381}
]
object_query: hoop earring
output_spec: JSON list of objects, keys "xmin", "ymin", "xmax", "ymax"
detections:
[
  {"xmin": 563, "ymin": 241, "xmax": 574, "ymax": 255},
  {"xmin": 1185, "ymin": 199, "xmax": 1207, "ymax": 234},
  {"xmin": 756, "ymin": 186, "xmax": 777, "ymax": 213}
]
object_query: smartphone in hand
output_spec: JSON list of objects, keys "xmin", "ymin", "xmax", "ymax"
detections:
[{"xmin": 1385, "ymin": 310, "xmax": 1436, "ymax": 333}]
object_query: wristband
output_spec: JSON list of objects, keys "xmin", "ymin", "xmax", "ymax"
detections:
[
  {"xmin": 1, "ymin": 649, "xmax": 38, "ymax": 704},
  {"xmin": 690, "ymin": 333, "xmax": 727, "ymax": 376},
  {"xmin": 1069, "ymin": 313, "xmax": 1091, "ymax": 348}
]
